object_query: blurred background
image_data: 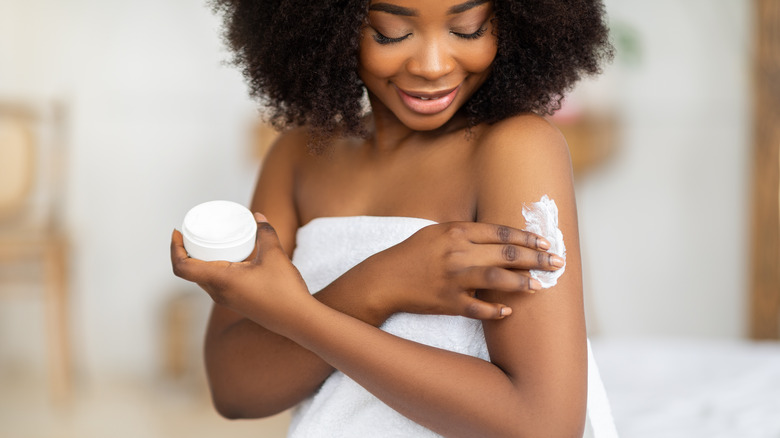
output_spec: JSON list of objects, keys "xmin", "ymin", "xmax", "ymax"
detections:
[{"xmin": 0, "ymin": 0, "xmax": 776, "ymax": 437}]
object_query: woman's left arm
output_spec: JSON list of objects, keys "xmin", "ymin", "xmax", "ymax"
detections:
[
  {"xmin": 172, "ymin": 115, "xmax": 586, "ymax": 438},
  {"xmin": 473, "ymin": 115, "xmax": 588, "ymax": 435}
]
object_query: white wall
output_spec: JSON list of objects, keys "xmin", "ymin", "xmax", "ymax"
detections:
[
  {"xmin": 576, "ymin": 0, "xmax": 751, "ymax": 338},
  {"xmin": 0, "ymin": 0, "xmax": 259, "ymax": 377},
  {"xmin": 0, "ymin": 0, "xmax": 753, "ymax": 379}
]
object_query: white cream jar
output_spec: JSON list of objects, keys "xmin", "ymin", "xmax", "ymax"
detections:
[{"xmin": 182, "ymin": 200, "xmax": 257, "ymax": 262}]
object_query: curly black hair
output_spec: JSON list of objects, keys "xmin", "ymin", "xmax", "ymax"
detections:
[{"xmin": 209, "ymin": 0, "xmax": 613, "ymax": 146}]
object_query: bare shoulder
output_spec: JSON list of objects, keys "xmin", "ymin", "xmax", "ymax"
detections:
[
  {"xmin": 250, "ymin": 126, "xmax": 314, "ymax": 254},
  {"xmin": 266, "ymin": 126, "xmax": 358, "ymax": 172},
  {"xmin": 473, "ymin": 114, "xmax": 574, "ymax": 203},
  {"xmin": 481, "ymin": 113, "xmax": 565, "ymax": 142},
  {"xmin": 476, "ymin": 113, "xmax": 571, "ymax": 171},
  {"xmin": 262, "ymin": 126, "xmax": 312, "ymax": 169}
]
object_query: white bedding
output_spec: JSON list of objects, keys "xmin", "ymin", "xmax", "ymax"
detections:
[{"xmin": 591, "ymin": 337, "xmax": 780, "ymax": 438}]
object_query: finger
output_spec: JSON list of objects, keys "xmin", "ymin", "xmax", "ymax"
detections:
[
  {"xmin": 458, "ymin": 266, "xmax": 542, "ymax": 292},
  {"xmin": 467, "ymin": 244, "xmax": 565, "ymax": 271},
  {"xmin": 449, "ymin": 221, "xmax": 551, "ymax": 250},
  {"xmin": 252, "ymin": 212, "xmax": 285, "ymax": 262},
  {"xmin": 170, "ymin": 228, "xmax": 188, "ymax": 266},
  {"xmin": 170, "ymin": 229, "xmax": 231, "ymax": 284},
  {"xmin": 459, "ymin": 295, "xmax": 513, "ymax": 320},
  {"xmin": 170, "ymin": 229, "xmax": 206, "ymax": 282}
]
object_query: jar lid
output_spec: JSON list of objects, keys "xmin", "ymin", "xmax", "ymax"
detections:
[{"xmin": 182, "ymin": 200, "xmax": 256, "ymax": 248}]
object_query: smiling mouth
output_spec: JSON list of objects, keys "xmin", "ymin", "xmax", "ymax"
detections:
[
  {"xmin": 404, "ymin": 86, "xmax": 459, "ymax": 99},
  {"xmin": 396, "ymin": 85, "xmax": 461, "ymax": 115}
]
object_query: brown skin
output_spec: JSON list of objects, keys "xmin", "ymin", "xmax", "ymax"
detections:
[{"xmin": 171, "ymin": 1, "xmax": 587, "ymax": 436}]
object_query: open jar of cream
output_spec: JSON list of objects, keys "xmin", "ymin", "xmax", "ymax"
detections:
[{"xmin": 182, "ymin": 200, "xmax": 257, "ymax": 262}]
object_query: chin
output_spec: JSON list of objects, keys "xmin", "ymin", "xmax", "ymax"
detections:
[{"xmin": 398, "ymin": 112, "xmax": 455, "ymax": 132}]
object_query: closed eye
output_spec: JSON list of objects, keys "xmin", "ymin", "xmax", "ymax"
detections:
[
  {"xmin": 452, "ymin": 26, "xmax": 487, "ymax": 40},
  {"xmin": 373, "ymin": 30, "xmax": 412, "ymax": 45}
]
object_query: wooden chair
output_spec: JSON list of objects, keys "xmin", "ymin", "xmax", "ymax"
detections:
[{"xmin": 0, "ymin": 100, "xmax": 71, "ymax": 401}]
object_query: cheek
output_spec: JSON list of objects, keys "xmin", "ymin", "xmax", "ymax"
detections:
[
  {"xmin": 358, "ymin": 28, "xmax": 405, "ymax": 80},
  {"xmin": 359, "ymin": 43, "xmax": 405, "ymax": 80},
  {"xmin": 461, "ymin": 39, "xmax": 498, "ymax": 74}
]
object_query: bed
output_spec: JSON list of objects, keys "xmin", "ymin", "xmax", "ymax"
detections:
[{"xmin": 592, "ymin": 337, "xmax": 780, "ymax": 438}]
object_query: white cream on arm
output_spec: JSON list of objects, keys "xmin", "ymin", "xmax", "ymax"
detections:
[{"xmin": 522, "ymin": 195, "xmax": 566, "ymax": 288}]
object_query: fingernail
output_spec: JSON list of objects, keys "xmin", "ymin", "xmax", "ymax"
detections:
[
  {"xmin": 538, "ymin": 238, "xmax": 551, "ymax": 250},
  {"xmin": 551, "ymin": 256, "xmax": 565, "ymax": 268},
  {"xmin": 530, "ymin": 279, "xmax": 542, "ymax": 290},
  {"xmin": 254, "ymin": 212, "xmax": 267, "ymax": 222},
  {"xmin": 500, "ymin": 307, "xmax": 513, "ymax": 317}
]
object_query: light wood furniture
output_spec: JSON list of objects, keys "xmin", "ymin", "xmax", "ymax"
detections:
[
  {"xmin": 557, "ymin": 112, "xmax": 619, "ymax": 177},
  {"xmin": 0, "ymin": 100, "xmax": 72, "ymax": 401},
  {"xmin": 749, "ymin": 0, "xmax": 780, "ymax": 340}
]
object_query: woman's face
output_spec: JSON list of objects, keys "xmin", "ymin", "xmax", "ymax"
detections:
[{"xmin": 359, "ymin": 0, "xmax": 498, "ymax": 132}]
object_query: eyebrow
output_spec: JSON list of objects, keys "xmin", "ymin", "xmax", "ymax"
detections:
[
  {"xmin": 447, "ymin": 0, "xmax": 490, "ymax": 15},
  {"xmin": 368, "ymin": 0, "xmax": 490, "ymax": 17}
]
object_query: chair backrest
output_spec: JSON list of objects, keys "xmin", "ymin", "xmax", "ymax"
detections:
[
  {"xmin": 0, "ymin": 101, "xmax": 67, "ymax": 230},
  {"xmin": 0, "ymin": 115, "xmax": 35, "ymax": 218}
]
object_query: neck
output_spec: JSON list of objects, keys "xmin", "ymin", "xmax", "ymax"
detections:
[{"xmin": 366, "ymin": 93, "xmax": 471, "ymax": 152}]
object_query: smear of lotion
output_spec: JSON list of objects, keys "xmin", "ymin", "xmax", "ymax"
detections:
[{"xmin": 522, "ymin": 195, "xmax": 566, "ymax": 288}]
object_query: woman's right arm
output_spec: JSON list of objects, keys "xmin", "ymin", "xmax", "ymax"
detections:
[
  {"xmin": 201, "ymin": 130, "xmax": 560, "ymax": 419},
  {"xmin": 204, "ymin": 128, "xmax": 332, "ymax": 419}
]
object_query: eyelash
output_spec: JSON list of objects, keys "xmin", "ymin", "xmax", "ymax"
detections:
[
  {"xmin": 372, "ymin": 32, "xmax": 411, "ymax": 45},
  {"xmin": 453, "ymin": 26, "xmax": 487, "ymax": 40},
  {"xmin": 372, "ymin": 26, "xmax": 488, "ymax": 45}
]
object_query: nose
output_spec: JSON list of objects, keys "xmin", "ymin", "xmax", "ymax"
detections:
[{"xmin": 406, "ymin": 38, "xmax": 456, "ymax": 81}]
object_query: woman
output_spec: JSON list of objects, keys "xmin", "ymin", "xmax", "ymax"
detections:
[{"xmin": 171, "ymin": 0, "xmax": 614, "ymax": 436}]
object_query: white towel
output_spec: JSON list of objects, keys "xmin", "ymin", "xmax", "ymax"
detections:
[{"xmin": 288, "ymin": 216, "xmax": 617, "ymax": 438}]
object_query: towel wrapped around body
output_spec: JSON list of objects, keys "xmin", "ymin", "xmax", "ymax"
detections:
[{"xmin": 287, "ymin": 216, "xmax": 617, "ymax": 438}]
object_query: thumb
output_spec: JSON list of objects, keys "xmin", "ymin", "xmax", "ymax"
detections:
[{"xmin": 252, "ymin": 212, "xmax": 284, "ymax": 262}]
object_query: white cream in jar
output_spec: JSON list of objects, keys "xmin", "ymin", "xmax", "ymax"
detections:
[{"xmin": 182, "ymin": 200, "xmax": 257, "ymax": 262}]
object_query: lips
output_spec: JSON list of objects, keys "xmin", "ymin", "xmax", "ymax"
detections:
[{"xmin": 395, "ymin": 85, "xmax": 460, "ymax": 115}]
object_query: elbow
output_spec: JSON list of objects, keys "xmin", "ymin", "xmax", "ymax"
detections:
[
  {"xmin": 502, "ymin": 415, "xmax": 584, "ymax": 438},
  {"xmin": 205, "ymin": 362, "xmax": 288, "ymax": 419},
  {"xmin": 210, "ymin": 390, "xmax": 253, "ymax": 420},
  {"xmin": 499, "ymin": 392, "xmax": 586, "ymax": 438},
  {"xmin": 210, "ymin": 394, "xmax": 272, "ymax": 420},
  {"xmin": 211, "ymin": 396, "xmax": 277, "ymax": 420},
  {"xmin": 523, "ymin": 404, "xmax": 587, "ymax": 438},
  {"xmin": 209, "ymin": 385, "xmax": 291, "ymax": 420},
  {"xmin": 212, "ymin": 400, "xmax": 246, "ymax": 420}
]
